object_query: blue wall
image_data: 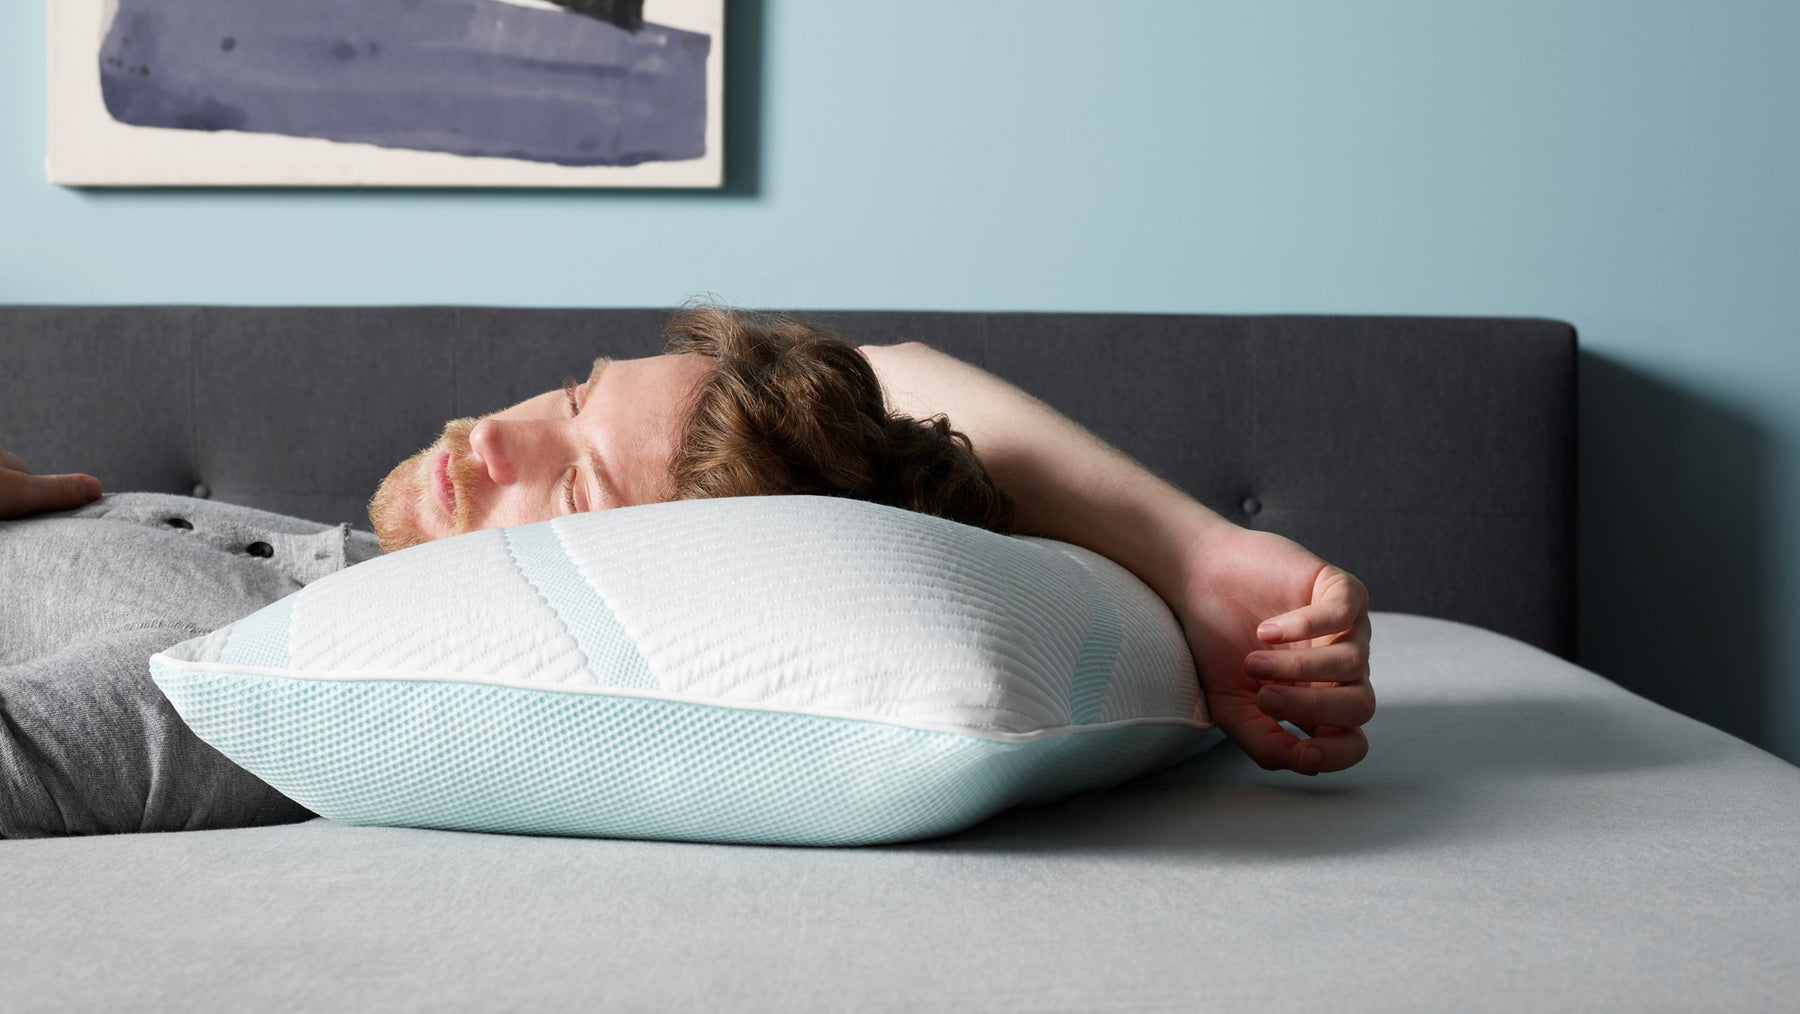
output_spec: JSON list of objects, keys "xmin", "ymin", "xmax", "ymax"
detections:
[{"xmin": 6, "ymin": 1, "xmax": 1798, "ymax": 762}]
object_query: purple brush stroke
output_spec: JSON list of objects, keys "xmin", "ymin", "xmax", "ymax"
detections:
[{"xmin": 99, "ymin": 0, "xmax": 709, "ymax": 167}]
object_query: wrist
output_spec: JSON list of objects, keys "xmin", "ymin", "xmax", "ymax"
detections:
[
  {"xmin": 1111, "ymin": 484, "xmax": 1237, "ymax": 604},
  {"xmin": 1009, "ymin": 469, "xmax": 1234, "ymax": 606}
]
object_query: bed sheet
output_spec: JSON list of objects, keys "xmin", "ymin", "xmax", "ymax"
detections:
[{"xmin": 5, "ymin": 613, "xmax": 1798, "ymax": 1012}]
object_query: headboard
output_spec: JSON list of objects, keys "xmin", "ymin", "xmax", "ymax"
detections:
[{"xmin": 0, "ymin": 306, "xmax": 1576, "ymax": 657}]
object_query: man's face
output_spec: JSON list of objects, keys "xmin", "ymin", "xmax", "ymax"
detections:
[{"xmin": 369, "ymin": 352, "xmax": 716, "ymax": 552}]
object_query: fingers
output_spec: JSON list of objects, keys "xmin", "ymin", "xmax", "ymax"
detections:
[
  {"xmin": 1256, "ymin": 568, "xmax": 1370, "ymax": 646},
  {"xmin": 1246, "ymin": 637, "xmax": 1366, "ymax": 683},
  {"xmin": 0, "ymin": 472, "xmax": 103, "ymax": 520},
  {"xmin": 1244, "ymin": 609, "xmax": 1375, "ymax": 773},
  {"xmin": 1233, "ymin": 709, "xmax": 1368, "ymax": 776},
  {"xmin": 1207, "ymin": 560, "xmax": 1377, "ymax": 777},
  {"xmin": 1257, "ymin": 681, "xmax": 1376, "ymax": 731},
  {"xmin": 1212, "ymin": 693, "xmax": 1368, "ymax": 776},
  {"xmin": 1288, "ymin": 727, "xmax": 1369, "ymax": 775},
  {"xmin": 48, "ymin": 473, "xmax": 103, "ymax": 508},
  {"xmin": 0, "ymin": 448, "xmax": 31, "ymax": 473},
  {"xmin": 1250, "ymin": 587, "xmax": 1372, "ymax": 685}
]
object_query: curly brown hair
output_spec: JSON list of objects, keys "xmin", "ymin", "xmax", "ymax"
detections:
[{"xmin": 664, "ymin": 305, "xmax": 1016, "ymax": 534}]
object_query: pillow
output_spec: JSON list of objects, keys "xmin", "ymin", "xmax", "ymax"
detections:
[{"xmin": 150, "ymin": 496, "xmax": 1218, "ymax": 846}]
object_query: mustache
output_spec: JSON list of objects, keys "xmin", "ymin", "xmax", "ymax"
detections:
[
  {"xmin": 439, "ymin": 417, "xmax": 485, "ymax": 532},
  {"xmin": 369, "ymin": 416, "xmax": 483, "ymax": 553}
]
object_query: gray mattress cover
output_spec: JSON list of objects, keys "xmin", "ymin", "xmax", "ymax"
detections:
[{"xmin": 7, "ymin": 613, "xmax": 1797, "ymax": 1012}]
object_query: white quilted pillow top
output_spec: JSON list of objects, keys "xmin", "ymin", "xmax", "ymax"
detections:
[{"xmin": 152, "ymin": 495, "xmax": 1218, "ymax": 845}]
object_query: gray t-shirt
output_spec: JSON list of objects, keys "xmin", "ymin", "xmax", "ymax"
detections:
[{"xmin": 1, "ymin": 493, "xmax": 382, "ymax": 838}]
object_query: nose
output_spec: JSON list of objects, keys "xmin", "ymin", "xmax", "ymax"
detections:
[{"xmin": 467, "ymin": 417, "xmax": 559, "ymax": 487}]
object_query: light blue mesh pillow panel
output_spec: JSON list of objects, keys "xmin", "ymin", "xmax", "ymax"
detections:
[
  {"xmin": 148, "ymin": 662, "xmax": 1216, "ymax": 846},
  {"xmin": 216, "ymin": 591, "xmax": 294, "ymax": 669}
]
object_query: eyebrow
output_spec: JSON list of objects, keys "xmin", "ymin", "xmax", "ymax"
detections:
[
  {"xmin": 562, "ymin": 357, "xmax": 614, "ymax": 510},
  {"xmin": 560, "ymin": 356, "xmax": 610, "ymax": 408}
]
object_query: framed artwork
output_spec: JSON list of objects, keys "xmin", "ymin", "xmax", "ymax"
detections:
[{"xmin": 47, "ymin": 0, "xmax": 725, "ymax": 187}]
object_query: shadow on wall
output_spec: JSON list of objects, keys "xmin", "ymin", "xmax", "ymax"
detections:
[
  {"xmin": 1578, "ymin": 351, "xmax": 1777, "ymax": 757},
  {"xmin": 718, "ymin": 0, "xmax": 763, "ymax": 197}
]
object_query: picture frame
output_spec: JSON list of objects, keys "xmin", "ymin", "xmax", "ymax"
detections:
[{"xmin": 47, "ymin": 0, "xmax": 725, "ymax": 188}]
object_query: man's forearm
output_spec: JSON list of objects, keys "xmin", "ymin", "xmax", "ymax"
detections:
[
  {"xmin": 864, "ymin": 341, "xmax": 1377, "ymax": 777},
  {"xmin": 860, "ymin": 342, "xmax": 1234, "ymax": 599}
]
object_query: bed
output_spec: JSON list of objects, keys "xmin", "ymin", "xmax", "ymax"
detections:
[{"xmin": 4, "ymin": 306, "xmax": 1797, "ymax": 1010}]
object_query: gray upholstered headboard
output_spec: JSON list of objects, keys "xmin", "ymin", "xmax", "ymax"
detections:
[{"xmin": 0, "ymin": 306, "xmax": 1575, "ymax": 657}]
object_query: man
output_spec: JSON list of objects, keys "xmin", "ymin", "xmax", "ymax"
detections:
[
  {"xmin": 1, "ymin": 306, "xmax": 1373, "ymax": 839},
  {"xmin": 365, "ymin": 305, "xmax": 1017, "ymax": 551}
]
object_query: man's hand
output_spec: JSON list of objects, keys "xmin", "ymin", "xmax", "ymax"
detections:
[
  {"xmin": 0, "ymin": 448, "xmax": 103, "ymax": 520},
  {"xmin": 1178, "ymin": 524, "xmax": 1374, "ymax": 775}
]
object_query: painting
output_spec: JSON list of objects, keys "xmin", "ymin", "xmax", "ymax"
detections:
[{"xmin": 47, "ymin": 0, "xmax": 725, "ymax": 187}]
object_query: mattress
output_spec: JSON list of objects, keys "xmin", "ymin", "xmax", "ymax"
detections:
[{"xmin": 7, "ymin": 612, "xmax": 1797, "ymax": 1012}]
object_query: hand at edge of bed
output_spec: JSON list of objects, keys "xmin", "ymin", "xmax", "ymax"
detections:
[{"xmin": 1180, "ymin": 523, "xmax": 1375, "ymax": 775}]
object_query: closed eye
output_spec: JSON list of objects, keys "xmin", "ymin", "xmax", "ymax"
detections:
[
  {"xmin": 561, "ymin": 378, "xmax": 584, "ymax": 513},
  {"xmin": 562, "ymin": 358, "xmax": 611, "ymax": 513}
]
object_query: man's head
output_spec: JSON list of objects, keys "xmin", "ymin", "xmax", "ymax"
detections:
[{"xmin": 368, "ymin": 306, "xmax": 1014, "ymax": 553}]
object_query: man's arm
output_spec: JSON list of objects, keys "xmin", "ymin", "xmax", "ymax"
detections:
[
  {"xmin": 0, "ymin": 627, "xmax": 316, "ymax": 839},
  {"xmin": 861, "ymin": 342, "xmax": 1374, "ymax": 775}
]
